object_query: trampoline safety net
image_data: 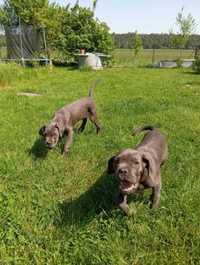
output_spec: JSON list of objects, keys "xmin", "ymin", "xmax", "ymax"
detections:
[{"xmin": 5, "ymin": 24, "xmax": 43, "ymax": 59}]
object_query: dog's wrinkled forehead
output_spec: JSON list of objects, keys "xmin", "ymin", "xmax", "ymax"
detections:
[
  {"xmin": 117, "ymin": 149, "xmax": 141, "ymax": 164},
  {"xmin": 45, "ymin": 123, "xmax": 58, "ymax": 136}
]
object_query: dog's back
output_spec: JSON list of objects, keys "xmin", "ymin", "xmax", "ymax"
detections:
[
  {"xmin": 133, "ymin": 126, "xmax": 168, "ymax": 165},
  {"xmin": 54, "ymin": 80, "xmax": 100, "ymax": 125},
  {"xmin": 54, "ymin": 96, "xmax": 93, "ymax": 126}
]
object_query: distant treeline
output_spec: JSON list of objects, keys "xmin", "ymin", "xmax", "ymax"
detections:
[
  {"xmin": 113, "ymin": 33, "xmax": 200, "ymax": 49},
  {"xmin": 1, "ymin": 33, "xmax": 200, "ymax": 50}
]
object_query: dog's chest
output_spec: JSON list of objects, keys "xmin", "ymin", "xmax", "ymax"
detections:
[{"xmin": 140, "ymin": 178, "xmax": 154, "ymax": 188}]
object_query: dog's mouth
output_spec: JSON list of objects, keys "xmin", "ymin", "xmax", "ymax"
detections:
[
  {"xmin": 45, "ymin": 143, "xmax": 54, "ymax": 149},
  {"xmin": 119, "ymin": 179, "xmax": 138, "ymax": 193}
]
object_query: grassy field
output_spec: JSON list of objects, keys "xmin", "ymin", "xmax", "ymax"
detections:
[
  {"xmin": 112, "ymin": 49, "xmax": 194, "ymax": 67},
  {"xmin": 0, "ymin": 63, "xmax": 200, "ymax": 264}
]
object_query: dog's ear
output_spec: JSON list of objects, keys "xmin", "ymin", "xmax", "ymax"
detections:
[
  {"xmin": 39, "ymin": 125, "xmax": 46, "ymax": 136},
  {"xmin": 54, "ymin": 123, "xmax": 62, "ymax": 138},
  {"xmin": 142, "ymin": 152, "xmax": 158, "ymax": 179},
  {"xmin": 107, "ymin": 155, "xmax": 118, "ymax": 174}
]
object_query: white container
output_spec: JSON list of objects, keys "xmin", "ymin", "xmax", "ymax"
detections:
[
  {"xmin": 181, "ymin": 59, "xmax": 195, "ymax": 68},
  {"xmin": 159, "ymin": 59, "xmax": 195, "ymax": 68},
  {"xmin": 78, "ymin": 53, "xmax": 103, "ymax": 70},
  {"xmin": 159, "ymin": 60, "xmax": 177, "ymax": 68}
]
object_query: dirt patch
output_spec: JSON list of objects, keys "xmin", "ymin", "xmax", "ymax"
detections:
[{"xmin": 17, "ymin": 92, "xmax": 41, "ymax": 97}]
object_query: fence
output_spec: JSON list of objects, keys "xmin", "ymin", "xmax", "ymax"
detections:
[{"xmin": 112, "ymin": 49, "xmax": 195, "ymax": 67}]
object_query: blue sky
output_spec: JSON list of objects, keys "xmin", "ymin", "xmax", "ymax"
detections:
[
  {"xmin": 52, "ymin": 0, "xmax": 200, "ymax": 34},
  {"xmin": 1, "ymin": 0, "xmax": 200, "ymax": 33}
]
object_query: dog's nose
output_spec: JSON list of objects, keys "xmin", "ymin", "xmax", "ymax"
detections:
[
  {"xmin": 46, "ymin": 141, "xmax": 52, "ymax": 147},
  {"xmin": 46, "ymin": 144, "xmax": 53, "ymax": 149},
  {"xmin": 119, "ymin": 168, "xmax": 128, "ymax": 175}
]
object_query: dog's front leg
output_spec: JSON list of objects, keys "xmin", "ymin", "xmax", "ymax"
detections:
[
  {"xmin": 63, "ymin": 127, "xmax": 73, "ymax": 155},
  {"xmin": 150, "ymin": 182, "xmax": 161, "ymax": 209},
  {"xmin": 117, "ymin": 193, "xmax": 131, "ymax": 216}
]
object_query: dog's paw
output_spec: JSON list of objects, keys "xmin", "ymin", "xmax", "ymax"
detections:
[
  {"xmin": 77, "ymin": 129, "xmax": 83, "ymax": 134},
  {"xmin": 61, "ymin": 150, "xmax": 68, "ymax": 156},
  {"xmin": 125, "ymin": 207, "xmax": 136, "ymax": 216},
  {"xmin": 62, "ymin": 148, "xmax": 71, "ymax": 157}
]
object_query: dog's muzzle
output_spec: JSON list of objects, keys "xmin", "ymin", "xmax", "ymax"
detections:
[
  {"xmin": 119, "ymin": 179, "xmax": 139, "ymax": 194},
  {"xmin": 45, "ymin": 143, "xmax": 54, "ymax": 149}
]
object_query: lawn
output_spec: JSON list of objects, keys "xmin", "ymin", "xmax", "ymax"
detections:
[{"xmin": 0, "ymin": 63, "xmax": 200, "ymax": 264}]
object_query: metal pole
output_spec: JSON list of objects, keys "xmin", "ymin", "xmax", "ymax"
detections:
[
  {"xmin": 42, "ymin": 27, "xmax": 48, "ymax": 66},
  {"xmin": 152, "ymin": 48, "xmax": 156, "ymax": 65},
  {"xmin": 19, "ymin": 16, "xmax": 25, "ymax": 67}
]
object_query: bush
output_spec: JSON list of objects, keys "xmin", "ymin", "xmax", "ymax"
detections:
[
  {"xmin": 54, "ymin": 5, "xmax": 114, "ymax": 58},
  {"xmin": 176, "ymin": 58, "xmax": 183, "ymax": 68},
  {"xmin": 0, "ymin": 2, "xmax": 114, "ymax": 62},
  {"xmin": 193, "ymin": 57, "xmax": 200, "ymax": 73}
]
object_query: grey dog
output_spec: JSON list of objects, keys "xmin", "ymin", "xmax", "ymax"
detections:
[
  {"xmin": 107, "ymin": 126, "xmax": 168, "ymax": 215},
  {"xmin": 39, "ymin": 81, "xmax": 101, "ymax": 155}
]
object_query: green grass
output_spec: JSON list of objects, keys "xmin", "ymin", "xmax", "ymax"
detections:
[
  {"xmin": 0, "ymin": 63, "xmax": 200, "ymax": 264},
  {"xmin": 113, "ymin": 49, "xmax": 194, "ymax": 67}
]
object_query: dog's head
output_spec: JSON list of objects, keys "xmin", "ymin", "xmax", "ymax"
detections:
[
  {"xmin": 39, "ymin": 123, "xmax": 60, "ymax": 149},
  {"xmin": 108, "ymin": 149, "xmax": 156, "ymax": 194}
]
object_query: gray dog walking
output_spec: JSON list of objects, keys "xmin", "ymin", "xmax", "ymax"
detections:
[
  {"xmin": 107, "ymin": 125, "xmax": 168, "ymax": 215},
  {"xmin": 39, "ymin": 80, "xmax": 101, "ymax": 155}
]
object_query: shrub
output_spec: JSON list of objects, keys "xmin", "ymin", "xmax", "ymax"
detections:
[
  {"xmin": 176, "ymin": 58, "xmax": 183, "ymax": 68},
  {"xmin": 56, "ymin": 5, "xmax": 114, "ymax": 59},
  {"xmin": 193, "ymin": 57, "xmax": 200, "ymax": 73},
  {"xmin": 0, "ymin": 2, "xmax": 114, "ymax": 63}
]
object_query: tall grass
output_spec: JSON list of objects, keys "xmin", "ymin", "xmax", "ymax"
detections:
[{"xmin": 0, "ymin": 63, "xmax": 52, "ymax": 88}]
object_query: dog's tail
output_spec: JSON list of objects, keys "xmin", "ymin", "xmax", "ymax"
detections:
[
  {"xmin": 132, "ymin": 125, "xmax": 155, "ymax": 136},
  {"xmin": 88, "ymin": 79, "xmax": 101, "ymax": 97}
]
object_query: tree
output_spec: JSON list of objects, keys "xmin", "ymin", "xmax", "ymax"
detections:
[
  {"xmin": 0, "ymin": 0, "xmax": 63, "ymax": 45},
  {"xmin": 169, "ymin": 7, "xmax": 196, "ymax": 55},
  {"xmin": 92, "ymin": 0, "xmax": 98, "ymax": 12},
  {"xmin": 0, "ymin": 0, "xmax": 113, "ymax": 61},
  {"xmin": 0, "ymin": 0, "xmax": 50, "ymax": 27},
  {"xmin": 58, "ymin": 5, "xmax": 113, "ymax": 57},
  {"xmin": 133, "ymin": 31, "xmax": 143, "ymax": 57}
]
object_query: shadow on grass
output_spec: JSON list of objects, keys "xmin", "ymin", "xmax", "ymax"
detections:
[
  {"xmin": 181, "ymin": 70, "xmax": 199, "ymax": 76},
  {"xmin": 55, "ymin": 172, "xmax": 150, "ymax": 227},
  {"xmin": 28, "ymin": 138, "xmax": 48, "ymax": 160},
  {"xmin": 28, "ymin": 136, "xmax": 80, "ymax": 160},
  {"xmin": 55, "ymin": 172, "xmax": 119, "ymax": 227}
]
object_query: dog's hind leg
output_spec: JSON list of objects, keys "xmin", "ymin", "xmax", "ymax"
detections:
[
  {"xmin": 88, "ymin": 109, "xmax": 101, "ymax": 134},
  {"xmin": 78, "ymin": 118, "xmax": 87, "ymax": 133}
]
